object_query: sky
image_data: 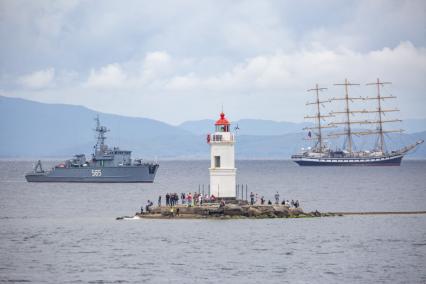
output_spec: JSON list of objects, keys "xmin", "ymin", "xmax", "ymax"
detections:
[{"xmin": 1, "ymin": 0, "xmax": 425, "ymax": 125}]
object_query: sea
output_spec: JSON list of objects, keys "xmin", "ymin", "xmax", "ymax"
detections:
[{"xmin": 1, "ymin": 160, "xmax": 425, "ymax": 283}]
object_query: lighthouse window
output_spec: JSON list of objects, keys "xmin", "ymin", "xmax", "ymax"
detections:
[{"xmin": 214, "ymin": 156, "xmax": 221, "ymax": 168}]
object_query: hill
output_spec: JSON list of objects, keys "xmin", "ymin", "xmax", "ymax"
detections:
[
  {"xmin": 0, "ymin": 96, "xmax": 425, "ymax": 159},
  {"xmin": 0, "ymin": 96, "xmax": 202, "ymax": 159}
]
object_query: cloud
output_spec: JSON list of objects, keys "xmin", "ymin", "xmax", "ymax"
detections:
[
  {"xmin": 2, "ymin": 1, "xmax": 426, "ymax": 123},
  {"xmin": 3, "ymin": 0, "xmax": 425, "ymax": 75},
  {"xmin": 86, "ymin": 64, "xmax": 126, "ymax": 88},
  {"xmin": 44, "ymin": 42, "xmax": 420, "ymax": 123},
  {"xmin": 18, "ymin": 68, "xmax": 55, "ymax": 89},
  {"xmin": 140, "ymin": 51, "xmax": 172, "ymax": 84},
  {"xmin": 164, "ymin": 41, "xmax": 426, "ymax": 94}
]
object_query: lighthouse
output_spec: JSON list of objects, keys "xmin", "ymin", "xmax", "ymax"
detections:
[{"xmin": 207, "ymin": 112, "xmax": 236, "ymax": 199}]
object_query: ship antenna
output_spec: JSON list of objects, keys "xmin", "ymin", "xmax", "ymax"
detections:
[{"xmin": 94, "ymin": 115, "xmax": 109, "ymax": 155}]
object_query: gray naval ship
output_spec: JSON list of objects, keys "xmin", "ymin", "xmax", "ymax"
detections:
[{"xmin": 25, "ymin": 116, "xmax": 159, "ymax": 183}]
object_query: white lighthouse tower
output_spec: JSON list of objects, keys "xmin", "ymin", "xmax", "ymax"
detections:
[{"xmin": 207, "ymin": 112, "xmax": 236, "ymax": 199}]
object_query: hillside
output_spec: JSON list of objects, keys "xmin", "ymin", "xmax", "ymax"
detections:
[{"xmin": 0, "ymin": 96, "xmax": 425, "ymax": 159}]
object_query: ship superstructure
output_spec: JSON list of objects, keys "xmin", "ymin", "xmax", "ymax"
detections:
[
  {"xmin": 291, "ymin": 78, "xmax": 424, "ymax": 166},
  {"xmin": 25, "ymin": 116, "xmax": 159, "ymax": 182}
]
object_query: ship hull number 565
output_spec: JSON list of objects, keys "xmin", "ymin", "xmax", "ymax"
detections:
[{"xmin": 91, "ymin": 169, "xmax": 102, "ymax": 177}]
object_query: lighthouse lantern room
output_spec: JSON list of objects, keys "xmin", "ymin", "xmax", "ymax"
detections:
[{"xmin": 207, "ymin": 112, "xmax": 236, "ymax": 199}]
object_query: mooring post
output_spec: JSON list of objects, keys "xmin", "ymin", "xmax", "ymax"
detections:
[
  {"xmin": 241, "ymin": 184, "xmax": 243, "ymax": 200},
  {"xmin": 241, "ymin": 185, "xmax": 243, "ymax": 200}
]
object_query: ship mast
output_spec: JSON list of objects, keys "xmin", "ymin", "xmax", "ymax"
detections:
[
  {"xmin": 329, "ymin": 78, "xmax": 403, "ymax": 154},
  {"xmin": 304, "ymin": 84, "xmax": 333, "ymax": 153},
  {"xmin": 365, "ymin": 78, "xmax": 400, "ymax": 153},
  {"xmin": 94, "ymin": 115, "xmax": 109, "ymax": 155},
  {"xmin": 331, "ymin": 79, "xmax": 361, "ymax": 154}
]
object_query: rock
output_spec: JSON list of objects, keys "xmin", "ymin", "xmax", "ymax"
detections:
[
  {"xmin": 240, "ymin": 205, "xmax": 250, "ymax": 215},
  {"xmin": 161, "ymin": 210, "xmax": 173, "ymax": 217},
  {"xmin": 174, "ymin": 206, "xmax": 192, "ymax": 214},
  {"xmin": 254, "ymin": 205, "xmax": 276, "ymax": 216},
  {"xmin": 223, "ymin": 204, "xmax": 243, "ymax": 216},
  {"xmin": 192, "ymin": 206, "xmax": 210, "ymax": 216},
  {"xmin": 150, "ymin": 207, "xmax": 162, "ymax": 214},
  {"xmin": 133, "ymin": 204, "xmax": 312, "ymax": 219},
  {"xmin": 247, "ymin": 207, "xmax": 262, "ymax": 217},
  {"xmin": 273, "ymin": 206, "xmax": 290, "ymax": 217},
  {"xmin": 208, "ymin": 207, "xmax": 224, "ymax": 216},
  {"xmin": 289, "ymin": 208, "xmax": 304, "ymax": 216}
]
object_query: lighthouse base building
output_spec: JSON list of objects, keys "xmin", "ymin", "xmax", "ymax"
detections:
[{"xmin": 208, "ymin": 112, "xmax": 236, "ymax": 199}]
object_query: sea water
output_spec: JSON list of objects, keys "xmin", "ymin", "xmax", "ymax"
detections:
[{"xmin": 0, "ymin": 160, "xmax": 425, "ymax": 283}]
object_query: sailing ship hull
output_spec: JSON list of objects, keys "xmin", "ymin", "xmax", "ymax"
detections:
[
  {"xmin": 292, "ymin": 154, "xmax": 403, "ymax": 166},
  {"xmin": 25, "ymin": 164, "xmax": 159, "ymax": 183}
]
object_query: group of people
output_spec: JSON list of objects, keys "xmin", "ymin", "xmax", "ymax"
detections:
[
  {"xmin": 162, "ymin": 193, "xmax": 179, "ymax": 206},
  {"xmin": 141, "ymin": 191, "xmax": 300, "ymax": 213},
  {"xmin": 159, "ymin": 192, "xmax": 218, "ymax": 207},
  {"xmin": 141, "ymin": 200, "xmax": 154, "ymax": 214},
  {"xmin": 250, "ymin": 191, "xmax": 300, "ymax": 208}
]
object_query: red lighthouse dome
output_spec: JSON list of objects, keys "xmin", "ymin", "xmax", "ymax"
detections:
[
  {"xmin": 214, "ymin": 112, "xmax": 230, "ymax": 132},
  {"xmin": 215, "ymin": 112, "xmax": 230, "ymax": 126}
]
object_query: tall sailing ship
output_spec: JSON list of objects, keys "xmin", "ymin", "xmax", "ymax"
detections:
[{"xmin": 291, "ymin": 78, "xmax": 424, "ymax": 166}]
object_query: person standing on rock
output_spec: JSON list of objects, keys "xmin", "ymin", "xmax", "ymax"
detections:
[
  {"xmin": 275, "ymin": 192, "xmax": 280, "ymax": 205},
  {"xmin": 166, "ymin": 193, "xmax": 170, "ymax": 206},
  {"xmin": 250, "ymin": 192, "xmax": 255, "ymax": 205},
  {"xmin": 146, "ymin": 200, "xmax": 153, "ymax": 213},
  {"xmin": 158, "ymin": 195, "xmax": 162, "ymax": 207},
  {"xmin": 171, "ymin": 193, "xmax": 175, "ymax": 206},
  {"xmin": 187, "ymin": 193, "xmax": 193, "ymax": 207}
]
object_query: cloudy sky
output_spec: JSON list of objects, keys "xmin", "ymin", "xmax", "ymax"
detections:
[{"xmin": 1, "ymin": 0, "xmax": 425, "ymax": 124}]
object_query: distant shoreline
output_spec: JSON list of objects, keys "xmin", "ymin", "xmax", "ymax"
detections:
[{"xmin": 2, "ymin": 158, "xmax": 426, "ymax": 162}]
